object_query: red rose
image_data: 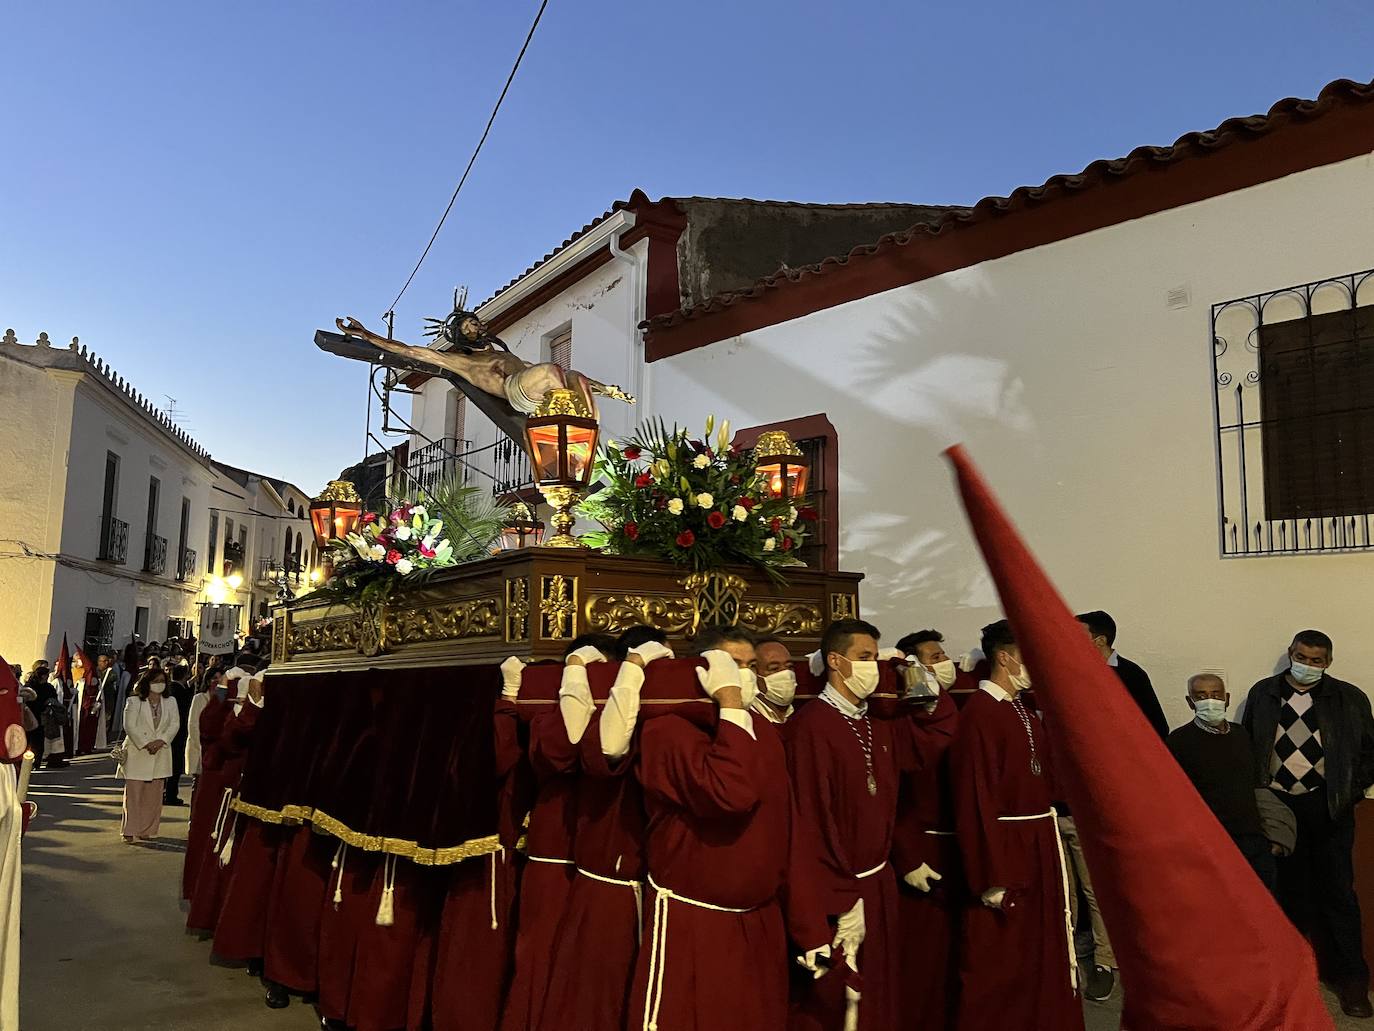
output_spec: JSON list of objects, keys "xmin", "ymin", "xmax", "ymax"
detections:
[
  {"xmin": 634, "ymin": 472, "xmax": 654, "ymax": 489},
  {"xmin": 362, "ymin": 512, "xmax": 377, "ymax": 524},
  {"xmin": 622, "ymin": 447, "xmax": 641, "ymax": 461},
  {"xmin": 675, "ymin": 530, "xmax": 695, "ymax": 548},
  {"xmin": 707, "ymin": 511, "xmax": 726, "ymax": 529},
  {"xmin": 798, "ymin": 506, "xmax": 819, "ymax": 522},
  {"xmin": 729, "ymin": 474, "xmax": 741, "ymax": 485},
  {"xmin": 769, "ymin": 517, "xmax": 782, "ymax": 532},
  {"xmin": 739, "ymin": 497, "xmax": 755, "ymax": 511},
  {"xmin": 781, "ymin": 537, "xmax": 794, "ymax": 551},
  {"xmin": 386, "ymin": 549, "xmax": 402, "ymax": 564},
  {"xmin": 624, "ymin": 521, "xmax": 639, "ymax": 541}
]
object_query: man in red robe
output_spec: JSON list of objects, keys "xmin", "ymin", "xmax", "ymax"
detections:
[
  {"xmin": 625, "ymin": 635, "xmax": 792, "ymax": 1031},
  {"xmin": 891, "ymin": 629, "xmax": 965, "ymax": 1031},
  {"xmin": 951, "ymin": 618, "xmax": 1082, "ymax": 1031},
  {"xmin": 182, "ymin": 672, "xmax": 236, "ymax": 901},
  {"xmin": 788, "ymin": 618, "xmax": 957, "ymax": 1031},
  {"xmin": 536, "ymin": 630, "xmax": 670, "ymax": 1031},
  {"xmin": 500, "ymin": 634, "xmax": 615, "ymax": 1031},
  {"xmin": 751, "ymin": 635, "xmax": 797, "ymax": 732}
]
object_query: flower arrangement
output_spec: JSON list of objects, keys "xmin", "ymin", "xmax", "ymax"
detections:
[
  {"xmin": 313, "ymin": 480, "xmax": 506, "ymax": 609},
  {"xmin": 578, "ymin": 417, "xmax": 816, "ymax": 577}
]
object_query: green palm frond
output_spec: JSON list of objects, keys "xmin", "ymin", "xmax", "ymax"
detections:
[{"xmin": 424, "ymin": 478, "xmax": 506, "ymax": 562}]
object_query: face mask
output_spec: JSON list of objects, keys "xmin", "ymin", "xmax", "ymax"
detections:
[
  {"xmin": 150, "ymin": 682, "xmax": 166, "ymax": 695},
  {"xmin": 928, "ymin": 659, "xmax": 958, "ymax": 688},
  {"xmin": 762, "ymin": 669, "xmax": 797, "ymax": 708},
  {"xmin": 1193, "ymin": 698, "xmax": 1227, "ymax": 725},
  {"xmin": 1290, "ymin": 660, "xmax": 1324, "ymax": 686},
  {"xmin": 738, "ymin": 668, "xmax": 759, "ymax": 709},
  {"xmin": 1008, "ymin": 659, "xmax": 1032, "ymax": 693},
  {"xmin": 841, "ymin": 659, "xmax": 880, "ymax": 700}
]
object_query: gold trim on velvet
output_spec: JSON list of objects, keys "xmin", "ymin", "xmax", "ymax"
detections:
[{"xmin": 229, "ymin": 800, "xmax": 502, "ymax": 865}]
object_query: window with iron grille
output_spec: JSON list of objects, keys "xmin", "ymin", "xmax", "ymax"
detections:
[
  {"xmin": 84, "ymin": 607, "xmax": 116, "ymax": 654},
  {"xmin": 1211, "ymin": 269, "xmax": 1374, "ymax": 556},
  {"xmin": 547, "ymin": 327, "xmax": 572, "ymax": 370}
]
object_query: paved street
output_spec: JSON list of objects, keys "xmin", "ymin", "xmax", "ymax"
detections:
[{"xmin": 18, "ymin": 756, "xmax": 1359, "ymax": 1030}]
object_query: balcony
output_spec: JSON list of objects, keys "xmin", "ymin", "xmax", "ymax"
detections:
[
  {"xmin": 99, "ymin": 517, "xmax": 129, "ymax": 565},
  {"xmin": 143, "ymin": 533, "xmax": 167, "ymax": 576},
  {"xmin": 406, "ymin": 437, "xmax": 473, "ymax": 500},
  {"xmin": 490, "ymin": 437, "xmax": 533, "ymax": 499},
  {"xmin": 257, "ymin": 557, "xmax": 303, "ymax": 587},
  {"xmin": 177, "ymin": 546, "xmax": 197, "ymax": 582}
]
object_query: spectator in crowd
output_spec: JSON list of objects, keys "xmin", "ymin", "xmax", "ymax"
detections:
[
  {"xmin": 97, "ymin": 652, "xmax": 121, "ymax": 741},
  {"xmin": 1242, "ymin": 629, "xmax": 1374, "ymax": 1019},
  {"xmin": 1076, "ymin": 611, "xmax": 1169, "ymax": 739},
  {"xmin": 163, "ymin": 663, "xmax": 193, "ymax": 806},
  {"xmin": 21, "ymin": 662, "xmax": 53, "ymax": 767},
  {"xmin": 184, "ymin": 668, "xmax": 223, "ymax": 794},
  {"xmin": 1167, "ymin": 673, "xmax": 1278, "ymax": 890},
  {"xmin": 119, "ymin": 665, "xmax": 181, "ymax": 843}
]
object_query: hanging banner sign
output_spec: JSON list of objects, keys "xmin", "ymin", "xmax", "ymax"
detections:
[{"xmin": 199, "ymin": 604, "xmax": 239, "ymax": 656}]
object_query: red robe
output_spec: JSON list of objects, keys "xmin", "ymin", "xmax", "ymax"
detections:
[
  {"xmin": 626, "ymin": 712, "xmax": 790, "ymax": 1031},
  {"xmin": 426, "ymin": 697, "xmax": 523, "ymax": 1031},
  {"xmin": 787, "ymin": 692, "xmax": 957, "ymax": 1031},
  {"xmin": 499, "ymin": 710, "xmax": 580, "ymax": 1031},
  {"xmin": 262, "ymin": 824, "xmax": 332, "ymax": 994},
  {"xmin": 950, "ymin": 688, "xmax": 1081, "ymax": 1031},
  {"xmin": 182, "ymin": 694, "xmax": 233, "ymax": 901},
  {"xmin": 535, "ymin": 719, "xmax": 646, "ymax": 1031},
  {"xmin": 186, "ymin": 700, "xmax": 260, "ymax": 934},
  {"xmin": 890, "ymin": 715, "xmax": 963, "ymax": 1031}
]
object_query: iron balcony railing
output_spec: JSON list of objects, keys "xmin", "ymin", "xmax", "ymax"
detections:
[
  {"xmin": 143, "ymin": 533, "xmax": 168, "ymax": 575},
  {"xmin": 257, "ymin": 557, "xmax": 303, "ymax": 585},
  {"xmin": 491, "ymin": 437, "xmax": 533, "ymax": 498},
  {"xmin": 407, "ymin": 437, "xmax": 473, "ymax": 499},
  {"xmin": 99, "ymin": 517, "xmax": 129, "ymax": 565},
  {"xmin": 177, "ymin": 547, "xmax": 197, "ymax": 582}
]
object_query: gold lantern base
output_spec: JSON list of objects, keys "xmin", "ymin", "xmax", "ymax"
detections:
[{"xmin": 539, "ymin": 485, "xmax": 584, "ymax": 548}]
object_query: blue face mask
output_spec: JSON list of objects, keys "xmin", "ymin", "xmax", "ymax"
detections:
[
  {"xmin": 1192, "ymin": 698, "xmax": 1227, "ymax": 725},
  {"xmin": 1290, "ymin": 660, "xmax": 1324, "ymax": 686}
]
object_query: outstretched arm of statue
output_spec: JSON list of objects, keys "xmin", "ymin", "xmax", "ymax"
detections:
[{"xmin": 336, "ymin": 316, "xmax": 522, "ymax": 398}]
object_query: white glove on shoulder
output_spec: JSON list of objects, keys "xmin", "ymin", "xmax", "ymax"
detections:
[
  {"xmin": 601, "ymin": 656, "xmax": 650, "ymax": 760},
  {"xmin": 807, "ymin": 650, "xmax": 825, "ymax": 677},
  {"xmin": 695, "ymin": 649, "xmax": 741, "ymax": 697},
  {"xmin": 628, "ymin": 641, "xmax": 674, "ymax": 666},
  {"xmin": 738, "ymin": 668, "xmax": 759, "ymax": 708},
  {"xmin": 903, "ymin": 863, "xmax": 942, "ymax": 893},
  {"xmin": 959, "ymin": 648, "xmax": 985, "ymax": 674},
  {"xmin": 559, "ymin": 664, "xmax": 595, "ymax": 745},
  {"xmin": 981, "ymin": 887, "xmax": 1006, "ymax": 910},
  {"xmin": 500, "ymin": 656, "xmax": 526, "ymax": 699},
  {"xmin": 796, "ymin": 943, "xmax": 831, "ymax": 980},
  {"xmin": 877, "ymin": 647, "xmax": 906, "ymax": 661},
  {"xmin": 566, "ymin": 645, "xmax": 607, "ymax": 667}
]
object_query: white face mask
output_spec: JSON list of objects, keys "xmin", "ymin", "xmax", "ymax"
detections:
[
  {"xmin": 840, "ymin": 659, "xmax": 880, "ymax": 700},
  {"xmin": 738, "ymin": 668, "xmax": 759, "ymax": 709},
  {"xmin": 1290, "ymin": 660, "xmax": 1324, "ymax": 686},
  {"xmin": 1192, "ymin": 697, "xmax": 1227, "ymax": 725},
  {"xmin": 150, "ymin": 682, "xmax": 166, "ymax": 695},
  {"xmin": 1007, "ymin": 657, "xmax": 1032, "ymax": 693},
  {"xmin": 928, "ymin": 659, "xmax": 958, "ymax": 688},
  {"xmin": 762, "ymin": 669, "xmax": 797, "ymax": 708}
]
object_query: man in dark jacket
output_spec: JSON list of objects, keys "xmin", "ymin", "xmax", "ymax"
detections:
[
  {"xmin": 1076, "ymin": 611, "xmax": 1169, "ymax": 740},
  {"xmin": 1242, "ymin": 629, "xmax": 1374, "ymax": 1019}
]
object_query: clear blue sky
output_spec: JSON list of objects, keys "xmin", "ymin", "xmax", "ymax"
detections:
[{"xmin": 3, "ymin": 1, "xmax": 1371, "ymax": 493}]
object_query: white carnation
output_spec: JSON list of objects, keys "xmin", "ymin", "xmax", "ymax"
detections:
[
  {"xmin": 695, "ymin": 492, "xmax": 714, "ymax": 509},
  {"xmin": 692, "ymin": 454, "xmax": 711, "ymax": 469},
  {"xmin": 762, "ymin": 538, "xmax": 776, "ymax": 552},
  {"xmin": 732, "ymin": 505, "xmax": 748, "ymax": 522},
  {"xmin": 394, "ymin": 525, "xmax": 413, "ymax": 541},
  {"xmin": 788, "ymin": 506, "xmax": 799, "ymax": 524},
  {"xmin": 395, "ymin": 558, "xmax": 414, "ymax": 575},
  {"xmin": 369, "ymin": 544, "xmax": 386, "ymax": 561},
  {"xmin": 667, "ymin": 498, "xmax": 684, "ymax": 516}
]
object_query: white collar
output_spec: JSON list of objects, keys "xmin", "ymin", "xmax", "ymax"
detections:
[
  {"xmin": 979, "ymin": 680, "xmax": 1012, "ymax": 703},
  {"xmin": 1107, "ymin": 650, "xmax": 1120, "ymax": 668},
  {"xmin": 821, "ymin": 684, "xmax": 867, "ymax": 719},
  {"xmin": 749, "ymin": 698, "xmax": 792, "ymax": 724}
]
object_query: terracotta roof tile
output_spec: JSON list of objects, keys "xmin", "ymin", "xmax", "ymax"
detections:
[{"xmin": 644, "ymin": 76, "xmax": 1374, "ymax": 333}]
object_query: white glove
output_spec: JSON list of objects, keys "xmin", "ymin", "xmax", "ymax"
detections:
[
  {"xmin": 628, "ymin": 641, "xmax": 674, "ymax": 665},
  {"xmin": 831, "ymin": 897, "xmax": 865, "ymax": 967},
  {"xmin": 903, "ymin": 863, "xmax": 942, "ymax": 893},
  {"xmin": 796, "ymin": 943, "xmax": 831, "ymax": 980},
  {"xmin": 958, "ymin": 648, "xmax": 984, "ymax": 674},
  {"xmin": 981, "ymin": 887, "xmax": 1006, "ymax": 910},
  {"xmin": 566, "ymin": 645, "xmax": 607, "ymax": 667},
  {"xmin": 601, "ymin": 658, "xmax": 649, "ymax": 760},
  {"xmin": 559, "ymin": 664, "xmax": 595, "ymax": 745},
  {"xmin": 695, "ymin": 649, "xmax": 742, "ymax": 698},
  {"xmin": 877, "ymin": 647, "xmax": 906, "ymax": 661},
  {"xmin": 738, "ymin": 668, "xmax": 759, "ymax": 708},
  {"xmin": 807, "ymin": 650, "xmax": 826, "ymax": 677},
  {"xmin": 500, "ymin": 656, "xmax": 526, "ymax": 699}
]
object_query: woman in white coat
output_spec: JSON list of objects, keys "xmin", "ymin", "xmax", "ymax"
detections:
[{"xmin": 120, "ymin": 666, "xmax": 180, "ymax": 842}]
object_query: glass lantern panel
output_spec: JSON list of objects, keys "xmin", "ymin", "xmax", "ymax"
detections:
[
  {"xmin": 565, "ymin": 425, "xmax": 598, "ymax": 483},
  {"xmin": 527, "ymin": 425, "xmax": 565, "ymax": 481}
]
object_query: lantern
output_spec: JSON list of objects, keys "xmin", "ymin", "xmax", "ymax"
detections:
[
  {"xmin": 523, "ymin": 388, "xmax": 600, "ymax": 548},
  {"xmin": 753, "ymin": 430, "xmax": 810, "ymax": 501},
  {"xmin": 499, "ymin": 501, "xmax": 545, "ymax": 550},
  {"xmin": 309, "ymin": 480, "xmax": 364, "ymax": 578}
]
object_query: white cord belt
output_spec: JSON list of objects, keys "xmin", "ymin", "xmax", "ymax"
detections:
[
  {"xmin": 526, "ymin": 855, "xmax": 575, "ymax": 866},
  {"xmin": 923, "ymin": 829, "xmax": 956, "ymax": 837},
  {"xmin": 995, "ymin": 808, "xmax": 1078, "ymax": 992},
  {"xmin": 855, "ymin": 860, "xmax": 887, "ymax": 879},
  {"xmin": 641, "ymin": 875, "xmax": 756, "ymax": 1031}
]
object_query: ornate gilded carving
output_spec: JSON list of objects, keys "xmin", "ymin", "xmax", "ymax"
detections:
[
  {"xmin": 584, "ymin": 592, "xmax": 697, "ymax": 634},
  {"xmin": 539, "ymin": 575, "xmax": 578, "ymax": 640},
  {"xmin": 829, "ymin": 592, "xmax": 857, "ymax": 620},
  {"xmin": 739, "ymin": 600, "xmax": 824, "ymax": 636},
  {"xmin": 505, "ymin": 577, "xmax": 530, "ymax": 642},
  {"xmin": 681, "ymin": 572, "xmax": 748, "ymax": 630},
  {"xmin": 357, "ymin": 607, "xmax": 387, "ymax": 657},
  {"xmin": 389, "ymin": 597, "xmax": 502, "ymax": 645},
  {"xmin": 272, "ymin": 614, "xmax": 289, "ymax": 663},
  {"xmin": 290, "ymin": 616, "xmax": 361, "ymax": 655}
]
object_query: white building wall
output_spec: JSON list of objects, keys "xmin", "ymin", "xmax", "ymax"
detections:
[{"xmin": 652, "ymin": 152, "xmax": 1374, "ymax": 729}]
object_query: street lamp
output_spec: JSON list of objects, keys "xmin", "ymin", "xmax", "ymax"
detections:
[
  {"xmin": 499, "ymin": 501, "xmax": 545, "ymax": 550},
  {"xmin": 523, "ymin": 387, "xmax": 599, "ymax": 548},
  {"xmin": 753, "ymin": 430, "xmax": 810, "ymax": 501},
  {"xmin": 310, "ymin": 480, "xmax": 364, "ymax": 578}
]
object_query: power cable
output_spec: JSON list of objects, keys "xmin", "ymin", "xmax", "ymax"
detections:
[{"xmin": 385, "ymin": 0, "xmax": 552, "ymax": 320}]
